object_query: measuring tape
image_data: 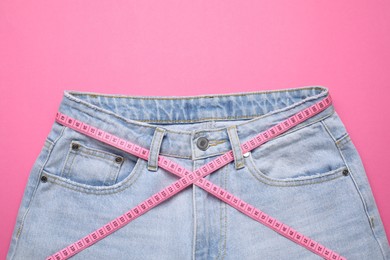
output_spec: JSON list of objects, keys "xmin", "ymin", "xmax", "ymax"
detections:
[{"xmin": 45, "ymin": 95, "xmax": 346, "ymax": 260}]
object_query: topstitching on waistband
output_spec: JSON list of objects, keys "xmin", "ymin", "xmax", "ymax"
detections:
[
  {"xmin": 62, "ymin": 86, "xmax": 328, "ymax": 126},
  {"xmin": 57, "ymin": 85, "xmax": 333, "ymax": 159}
]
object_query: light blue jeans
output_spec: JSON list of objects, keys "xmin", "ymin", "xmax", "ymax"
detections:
[{"xmin": 7, "ymin": 85, "xmax": 390, "ymax": 259}]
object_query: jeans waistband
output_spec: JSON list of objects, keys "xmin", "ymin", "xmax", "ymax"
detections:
[{"xmin": 57, "ymin": 85, "xmax": 334, "ymax": 160}]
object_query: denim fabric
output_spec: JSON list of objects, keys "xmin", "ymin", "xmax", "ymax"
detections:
[{"xmin": 7, "ymin": 85, "xmax": 390, "ymax": 259}]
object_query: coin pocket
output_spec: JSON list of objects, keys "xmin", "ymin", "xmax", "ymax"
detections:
[{"xmin": 60, "ymin": 140, "xmax": 124, "ymax": 186}]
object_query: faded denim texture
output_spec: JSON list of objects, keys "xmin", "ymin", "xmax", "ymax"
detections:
[{"xmin": 7, "ymin": 85, "xmax": 390, "ymax": 259}]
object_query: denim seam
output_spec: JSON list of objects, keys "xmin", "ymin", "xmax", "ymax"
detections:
[
  {"xmin": 136, "ymin": 116, "xmax": 266, "ymax": 123},
  {"xmin": 192, "ymin": 160, "xmax": 197, "ymax": 260},
  {"xmin": 140, "ymin": 98, "xmax": 331, "ymax": 124},
  {"xmin": 61, "ymin": 141, "xmax": 74, "ymax": 178},
  {"xmin": 321, "ymin": 114, "xmax": 385, "ymax": 257},
  {"xmin": 65, "ymin": 86, "xmax": 326, "ymax": 100},
  {"xmin": 40, "ymin": 159, "xmax": 144, "ymax": 195},
  {"xmin": 320, "ymin": 117, "xmax": 352, "ymax": 150},
  {"xmin": 227, "ymin": 126, "xmax": 245, "ymax": 169},
  {"xmin": 279, "ymin": 108, "xmax": 336, "ymax": 138},
  {"xmin": 66, "ymin": 105, "xmax": 191, "ymax": 133},
  {"xmin": 62, "ymin": 149, "xmax": 76, "ymax": 179},
  {"xmin": 335, "ymin": 133, "xmax": 351, "ymax": 149},
  {"xmin": 66, "ymin": 102, "xmax": 328, "ymax": 126},
  {"xmin": 335, "ymin": 142, "xmax": 387, "ymax": 259},
  {"xmin": 148, "ymin": 149, "xmax": 156, "ymax": 170},
  {"xmin": 219, "ymin": 163, "xmax": 227, "ymax": 260},
  {"xmin": 148, "ymin": 128, "xmax": 165, "ymax": 170},
  {"xmin": 45, "ymin": 138, "xmax": 54, "ymax": 148},
  {"xmin": 62, "ymin": 88, "xmax": 328, "ymax": 130},
  {"xmin": 246, "ymin": 155, "xmax": 347, "ymax": 187},
  {"xmin": 70, "ymin": 141, "xmax": 124, "ymax": 161},
  {"xmin": 223, "ymin": 166, "xmax": 228, "ymax": 260},
  {"xmin": 10, "ymin": 125, "xmax": 66, "ymax": 259},
  {"xmin": 216, "ymin": 164, "xmax": 225, "ymax": 260},
  {"xmin": 320, "ymin": 120, "xmax": 336, "ymax": 143},
  {"xmin": 71, "ymin": 147, "xmax": 123, "ymax": 163},
  {"xmin": 63, "ymin": 147, "xmax": 121, "ymax": 185},
  {"xmin": 60, "ymin": 141, "xmax": 123, "ymax": 185},
  {"xmin": 104, "ymin": 165, "xmax": 118, "ymax": 186},
  {"xmin": 154, "ymin": 129, "xmax": 165, "ymax": 167},
  {"xmin": 250, "ymin": 108, "xmax": 336, "ymax": 150},
  {"xmin": 217, "ymin": 165, "xmax": 223, "ymax": 260},
  {"xmin": 147, "ymin": 134, "xmax": 158, "ymax": 171},
  {"xmin": 14, "ymin": 140, "xmax": 53, "ymax": 238},
  {"xmin": 148, "ymin": 130, "xmax": 159, "ymax": 170},
  {"xmin": 159, "ymin": 151, "xmax": 191, "ymax": 159},
  {"xmin": 191, "ymin": 130, "xmax": 196, "ymax": 161},
  {"xmin": 138, "ymin": 100, "xmax": 331, "ymax": 124}
]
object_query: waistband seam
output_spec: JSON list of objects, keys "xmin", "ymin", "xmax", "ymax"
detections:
[
  {"xmin": 194, "ymin": 93, "xmax": 330, "ymax": 133},
  {"xmin": 61, "ymin": 87, "xmax": 329, "ymax": 135},
  {"xmin": 63, "ymin": 85, "xmax": 326, "ymax": 100}
]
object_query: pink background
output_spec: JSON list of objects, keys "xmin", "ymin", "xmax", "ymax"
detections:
[{"xmin": 1, "ymin": 0, "xmax": 389, "ymax": 257}]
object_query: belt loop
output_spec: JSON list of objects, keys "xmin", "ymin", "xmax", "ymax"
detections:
[
  {"xmin": 147, "ymin": 127, "xmax": 166, "ymax": 172},
  {"xmin": 226, "ymin": 125, "xmax": 245, "ymax": 170}
]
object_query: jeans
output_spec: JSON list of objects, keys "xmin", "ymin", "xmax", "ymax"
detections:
[{"xmin": 7, "ymin": 85, "xmax": 390, "ymax": 259}]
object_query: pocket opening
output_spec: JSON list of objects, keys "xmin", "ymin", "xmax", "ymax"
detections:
[
  {"xmin": 245, "ymin": 152, "xmax": 348, "ymax": 186},
  {"xmin": 245, "ymin": 120, "xmax": 349, "ymax": 186},
  {"xmin": 39, "ymin": 157, "xmax": 144, "ymax": 195}
]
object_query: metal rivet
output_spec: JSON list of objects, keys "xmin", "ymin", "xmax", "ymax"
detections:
[
  {"xmin": 236, "ymin": 162, "xmax": 245, "ymax": 168},
  {"xmin": 72, "ymin": 143, "xmax": 80, "ymax": 150},
  {"xmin": 197, "ymin": 137, "xmax": 209, "ymax": 151},
  {"xmin": 243, "ymin": 152, "xmax": 251, "ymax": 158},
  {"xmin": 115, "ymin": 157, "xmax": 123, "ymax": 163},
  {"xmin": 41, "ymin": 175, "xmax": 47, "ymax": 183},
  {"xmin": 370, "ymin": 216, "xmax": 375, "ymax": 228},
  {"xmin": 342, "ymin": 169, "xmax": 349, "ymax": 176}
]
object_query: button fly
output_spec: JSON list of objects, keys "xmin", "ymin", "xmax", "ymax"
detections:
[{"xmin": 197, "ymin": 137, "xmax": 209, "ymax": 151}]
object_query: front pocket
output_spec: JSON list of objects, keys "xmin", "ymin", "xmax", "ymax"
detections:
[
  {"xmin": 244, "ymin": 119, "xmax": 349, "ymax": 186},
  {"xmin": 61, "ymin": 140, "xmax": 124, "ymax": 186},
  {"xmin": 42, "ymin": 126, "xmax": 145, "ymax": 194}
]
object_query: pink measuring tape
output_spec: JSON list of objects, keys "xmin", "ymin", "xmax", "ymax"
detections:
[{"xmin": 46, "ymin": 95, "xmax": 346, "ymax": 260}]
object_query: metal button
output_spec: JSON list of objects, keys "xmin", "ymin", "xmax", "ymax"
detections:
[
  {"xmin": 115, "ymin": 157, "xmax": 123, "ymax": 163},
  {"xmin": 72, "ymin": 143, "xmax": 80, "ymax": 150},
  {"xmin": 196, "ymin": 137, "xmax": 209, "ymax": 151},
  {"xmin": 243, "ymin": 152, "xmax": 251, "ymax": 158},
  {"xmin": 342, "ymin": 169, "xmax": 349, "ymax": 176}
]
